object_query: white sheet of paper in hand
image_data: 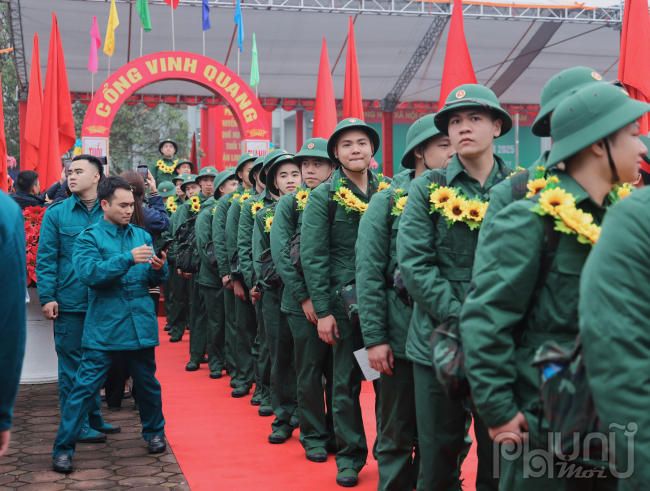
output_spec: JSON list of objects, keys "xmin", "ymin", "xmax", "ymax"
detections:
[{"xmin": 353, "ymin": 348, "xmax": 381, "ymax": 382}]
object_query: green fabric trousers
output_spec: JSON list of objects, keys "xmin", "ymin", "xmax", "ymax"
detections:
[
  {"xmin": 234, "ymin": 289, "xmax": 257, "ymax": 390},
  {"xmin": 412, "ymin": 362, "xmax": 497, "ymax": 491},
  {"xmin": 331, "ymin": 316, "xmax": 368, "ymax": 473},
  {"xmin": 168, "ymin": 271, "xmax": 189, "ymax": 339},
  {"xmin": 224, "ymin": 288, "xmax": 237, "ymax": 380},
  {"xmin": 188, "ymin": 278, "xmax": 207, "ymax": 365},
  {"xmin": 376, "ymin": 358, "xmax": 417, "ymax": 491},
  {"xmin": 256, "ymin": 295, "xmax": 271, "ymax": 406},
  {"xmin": 263, "ymin": 288, "xmax": 297, "ymax": 435},
  {"xmin": 288, "ymin": 313, "xmax": 335, "ymax": 452},
  {"xmin": 200, "ymin": 284, "xmax": 224, "ymax": 373}
]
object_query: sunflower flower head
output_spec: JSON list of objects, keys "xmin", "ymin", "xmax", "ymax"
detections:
[
  {"xmin": 239, "ymin": 192, "xmax": 252, "ymax": 203},
  {"xmin": 465, "ymin": 200, "xmax": 487, "ymax": 222},
  {"xmin": 296, "ymin": 189, "xmax": 309, "ymax": 201},
  {"xmin": 251, "ymin": 202, "xmax": 264, "ymax": 216},
  {"xmin": 558, "ymin": 206, "xmax": 593, "ymax": 235},
  {"xmin": 396, "ymin": 196, "xmax": 408, "ymax": 212},
  {"xmin": 526, "ymin": 178, "xmax": 548, "ymax": 197},
  {"xmin": 617, "ymin": 185, "xmax": 632, "ymax": 199},
  {"xmin": 191, "ymin": 203, "xmax": 201, "ymax": 213},
  {"xmin": 430, "ymin": 186, "xmax": 457, "ymax": 209},
  {"xmin": 548, "ymin": 175, "xmax": 560, "ymax": 184},
  {"xmin": 337, "ymin": 187, "xmax": 353, "ymax": 201},
  {"xmin": 378, "ymin": 182, "xmax": 391, "ymax": 191},
  {"xmin": 443, "ymin": 196, "xmax": 468, "ymax": 222},
  {"xmin": 538, "ymin": 188, "xmax": 574, "ymax": 216}
]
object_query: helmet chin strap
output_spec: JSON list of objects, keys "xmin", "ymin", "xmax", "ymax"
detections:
[
  {"xmin": 340, "ymin": 162, "xmax": 369, "ymax": 174},
  {"xmin": 602, "ymin": 138, "xmax": 620, "ymax": 184},
  {"xmin": 420, "ymin": 144, "xmax": 433, "ymax": 171}
]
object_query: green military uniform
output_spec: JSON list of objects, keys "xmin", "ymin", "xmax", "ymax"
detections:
[
  {"xmin": 156, "ymin": 181, "xmax": 176, "ymax": 331},
  {"xmin": 148, "ymin": 139, "xmax": 186, "ymax": 185},
  {"xmin": 460, "ymin": 83, "xmax": 647, "ymax": 490},
  {"xmin": 397, "ymin": 85, "xmax": 514, "ymax": 491},
  {"xmin": 580, "ymin": 188, "xmax": 650, "ymax": 491},
  {"xmin": 270, "ymin": 139, "xmax": 336, "ymax": 459},
  {"xmin": 480, "ymin": 67, "xmax": 605, "ymax": 233},
  {"xmin": 301, "ymin": 119, "xmax": 384, "ymax": 480}
]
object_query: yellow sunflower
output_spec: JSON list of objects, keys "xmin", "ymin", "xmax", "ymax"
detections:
[
  {"xmin": 251, "ymin": 202, "xmax": 264, "ymax": 216},
  {"xmin": 537, "ymin": 166, "xmax": 545, "ymax": 173},
  {"xmin": 430, "ymin": 186, "xmax": 457, "ymax": 209},
  {"xmin": 378, "ymin": 182, "xmax": 391, "ymax": 191},
  {"xmin": 338, "ymin": 187, "xmax": 353, "ymax": 201},
  {"xmin": 548, "ymin": 175, "xmax": 560, "ymax": 184},
  {"xmin": 538, "ymin": 188, "xmax": 574, "ymax": 216},
  {"xmin": 357, "ymin": 202, "xmax": 369, "ymax": 214},
  {"xmin": 191, "ymin": 203, "xmax": 201, "ymax": 213},
  {"xmin": 345, "ymin": 195, "xmax": 361, "ymax": 209},
  {"xmin": 443, "ymin": 196, "xmax": 468, "ymax": 222},
  {"xmin": 465, "ymin": 200, "xmax": 487, "ymax": 222},
  {"xmin": 558, "ymin": 206, "xmax": 593, "ymax": 235},
  {"xmin": 526, "ymin": 178, "xmax": 547, "ymax": 197},
  {"xmin": 296, "ymin": 189, "xmax": 309, "ymax": 201},
  {"xmin": 617, "ymin": 186, "xmax": 632, "ymax": 199},
  {"xmin": 393, "ymin": 188, "xmax": 403, "ymax": 195},
  {"xmin": 265, "ymin": 216, "xmax": 274, "ymax": 230},
  {"xmin": 581, "ymin": 223, "xmax": 601, "ymax": 243},
  {"xmin": 190, "ymin": 195, "xmax": 200, "ymax": 205},
  {"xmin": 232, "ymin": 193, "xmax": 240, "ymax": 201},
  {"xmin": 395, "ymin": 196, "xmax": 408, "ymax": 212},
  {"xmin": 239, "ymin": 193, "xmax": 252, "ymax": 203},
  {"xmin": 170, "ymin": 205, "xmax": 178, "ymax": 213}
]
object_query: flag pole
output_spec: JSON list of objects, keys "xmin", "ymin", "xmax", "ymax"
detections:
[
  {"xmin": 203, "ymin": 31, "xmax": 206, "ymax": 56},
  {"xmin": 171, "ymin": 3, "xmax": 175, "ymax": 51},
  {"xmin": 108, "ymin": 56, "xmax": 111, "ymax": 77},
  {"xmin": 140, "ymin": 25, "xmax": 143, "ymax": 57},
  {"xmin": 92, "ymin": 72, "xmax": 94, "ymax": 98}
]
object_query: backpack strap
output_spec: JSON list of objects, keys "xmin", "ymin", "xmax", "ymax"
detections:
[
  {"xmin": 291, "ymin": 192, "xmax": 300, "ymax": 226},
  {"xmin": 328, "ymin": 190, "xmax": 336, "ymax": 227},
  {"xmin": 428, "ymin": 165, "xmax": 449, "ymax": 228},
  {"xmin": 510, "ymin": 169, "xmax": 531, "ymax": 202}
]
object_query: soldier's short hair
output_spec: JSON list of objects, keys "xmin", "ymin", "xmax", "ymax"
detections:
[
  {"xmin": 16, "ymin": 170, "xmax": 39, "ymax": 192},
  {"xmin": 98, "ymin": 176, "xmax": 132, "ymax": 204}
]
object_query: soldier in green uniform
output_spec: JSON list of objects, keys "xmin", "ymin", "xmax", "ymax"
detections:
[
  {"xmin": 238, "ymin": 154, "xmax": 276, "ymax": 413},
  {"xmin": 397, "ymin": 85, "xmax": 514, "ymax": 491},
  {"xmin": 480, "ymin": 67, "xmax": 605, "ymax": 233},
  {"xmin": 149, "ymin": 139, "xmax": 193, "ymax": 185},
  {"xmin": 270, "ymin": 138, "xmax": 337, "ymax": 462},
  {"xmin": 252, "ymin": 153, "xmax": 301, "ymax": 444},
  {"xmin": 356, "ymin": 114, "xmax": 454, "ymax": 490},
  {"xmin": 174, "ymin": 168, "xmax": 218, "ymax": 371},
  {"xmin": 301, "ymin": 118, "xmax": 385, "ymax": 488},
  {"xmin": 213, "ymin": 154, "xmax": 257, "ymax": 389},
  {"xmin": 156, "ymin": 181, "xmax": 176, "ymax": 332},
  {"xmin": 459, "ymin": 83, "xmax": 648, "ymax": 489}
]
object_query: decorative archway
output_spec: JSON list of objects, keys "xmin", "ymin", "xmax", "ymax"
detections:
[{"xmin": 81, "ymin": 51, "xmax": 270, "ymax": 165}]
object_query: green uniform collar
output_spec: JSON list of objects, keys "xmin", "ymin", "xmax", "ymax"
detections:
[
  {"xmin": 553, "ymin": 170, "xmax": 607, "ymax": 209},
  {"xmin": 330, "ymin": 168, "xmax": 379, "ymax": 197},
  {"xmin": 445, "ymin": 154, "xmax": 508, "ymax": 190}
]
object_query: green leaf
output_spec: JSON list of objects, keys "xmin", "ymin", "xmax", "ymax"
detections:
[{"xmin": 554, "ymin": 220, "xmax": 575, "ymax": 235}]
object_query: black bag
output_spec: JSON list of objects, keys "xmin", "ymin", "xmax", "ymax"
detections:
[
  {"xmin": 177, "ymin": 230, "xmax": 200, "ymax": 274},
  {"xmin": 205, "ymin": 241, "xmax": 218, "ymax": 269},
  {"xmin": 338, "ymin": 279, "xmax": 360, "ymax": 329},
  {"xmin": 259, "ymin": 248, "xmax": 282, "ymax": 287},
  {"xmin": 289, "ymin": 233, "xmax": 303, "ymax": 276},
  {"xmin": 393, "ymin": 267, "xmax": 412, "ymax": 306}
]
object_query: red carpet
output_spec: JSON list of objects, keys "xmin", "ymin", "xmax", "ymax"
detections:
[{"xmin": 155, "ymin": 319, "xmax": 478, "ymax": 490}]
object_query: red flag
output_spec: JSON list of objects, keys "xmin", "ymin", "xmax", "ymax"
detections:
[
  {"xmin": 439, "ymin": 0, "xmax": 477, "ymax": 106},
  {"xmin": 342, "ymin": 17, "xmax": 364, "ymax": 120},
  {"xmin": 163, "ymin": 0, "xmax": 180, "ymax": 8},
  {"xmin": 619, "ymin": 0, "xmax": 650, "ymax": 140},
  {"xmin": 313, "ymin": 38, "xmax": 337, "ymax": 139},
  {"xmin": 191, "ymin": 132, "xmax": 197, "ymax": 168},
  {"xmin": 0, "ymin": 70, "xmax": 6, "ymax": 193},
  {"xmin": 24, "ymin": 33, "xmax": 43, "ymax": 172},
  {"xmin": 37, "ymin": 13, "xmax": 75, "ymax": 189}
]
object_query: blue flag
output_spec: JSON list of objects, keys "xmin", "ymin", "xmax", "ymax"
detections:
[
  {"xmin": 234, "ymin": 0, "xmax": 244, "ymax": 51},
  {"xmin": 202, "ymin": 0, "xmax": 211, "ymax": 31}
]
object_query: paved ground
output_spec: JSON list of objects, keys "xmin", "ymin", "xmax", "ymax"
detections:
[{"xmin": 0, "ymin": 383, "xmax": 189, "ymax": 491}]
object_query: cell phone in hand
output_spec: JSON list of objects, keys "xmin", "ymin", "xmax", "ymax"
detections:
[
  {"xmin": 137, "ymin": 164, "xmax": 149, "ymax": 181},
  {"xmin": 64, "ymin": 160, "xmax": 72, "ymax": 171},
  {"xmin": 157, "ymin": 238, "xmax": 175, "ymax": 258}
]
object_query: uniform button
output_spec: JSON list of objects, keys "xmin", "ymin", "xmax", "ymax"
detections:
[
  {"xmin": 89, "ymin": 221, "xmax": 92, "ymax": 224},
  {"xmin": 132, "ymin": 308, "xmax": 136, "ymax": 312},
  {"xmin": 123, "ymin": 247, "xmax": 126, "ymax": 250}
]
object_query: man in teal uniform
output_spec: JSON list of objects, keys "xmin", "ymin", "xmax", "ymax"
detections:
[
  {"xmin": 52, "ymin": 176, "xmax": 169, "ymax": 473},
  {"xmin": 270, "ymin": 138, "xmax": 337, "ymax": 462},
  {"xmin": 37, "ymin": 155, "xmax": 119, "ymax": 444},
  {"xmin": 176, "ymin": 168, "xmax": 218, "ymax": 371},
  {"xmin": 480, "ymin": 67, "xmax": 605, "ymax": 232},
  {"xmin": 301, "ymin": 118, "xmax": 384, "ymax": 487},
  {"xmin": 149, "ymin": 139, "xmax": 193, "ymax": 184},
  {"xmin": 213, "ymin": 154, "xmax": 257, "ymax": 388},
  {"xmin": 459, "ymin": 83, "xmax": 647, "ymax": 489},
  {"xmin": 252, "ymin": 153, "xmax": 301, "ymax": 444},
  {"xmin": 0, "ymin": 191, "xmax": 27, "ymax": 458},
  {"xmin": 357, "ymin": 114, "xmax": 454, "ymax": 490},
  {"xmin": 397, "ymin": 85, "xmax": 514, "ymax": 491},
  {"xmin": 156, "ymin": 181, "xmax": 176, "ymax": 332}
]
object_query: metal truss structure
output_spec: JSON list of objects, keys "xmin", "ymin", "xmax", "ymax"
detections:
[{"xmin": 6, "ymin": 0, "xmax": 27, "ymax": 98}]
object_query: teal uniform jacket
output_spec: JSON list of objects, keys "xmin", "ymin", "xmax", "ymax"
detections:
[
  {"xmin": 579, "ymin": 188, "xmax": 649, "ymax": 488},
  {"xmin": 212, "ymin": 185, "xmax": 246, "ymax": 278},
  {"xmin": 459, "ymin": 171, "xmax": 605, "ymax": 430},
  {"xmin": 396, "ymin": 154, "xmax": 511, "ymax": 367},
  {"xmin": 36, "ymin": 194, "xmax": 104, "ymax": 311},
  {"xmin": 0, "ymin": 193, "xmax": 27, "ymax": 431},
  {"xmin": 239, "ymin": 189, "xmax": 276, "ymax": 290},
  {"xmin": 270, "ymin": 190, "xmax": 310, "ymax": 316},
  {"xmin": 356, "ymin": 170, "xmax": 413, "ymax": 359},
  {"xmin": 73, "ymin": 219, "xmax": 169, "ymax": 351},
  {"xmin": 301, "ymin": 169, "xmax": 382, "ymax": 319},
  {"xmin": 195, "ymin": 197, "xmax": 220, "ymax": 288}
]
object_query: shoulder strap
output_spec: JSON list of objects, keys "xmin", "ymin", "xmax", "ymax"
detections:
[
  {"xmin": 291, "ymin": 193, "xmax": 300, "ymax": 226},
  {"xmin": 510, "ymin": 169, "xmax": 531, "ymax": 202},
  {"xmin": 328, "ymin": 190, "xmax": 336, "ymax": 226}
]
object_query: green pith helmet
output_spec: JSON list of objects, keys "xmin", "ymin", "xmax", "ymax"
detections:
[
  {"xmin": 401, "ymin": 114, "xmax": 443, "ymax": 169},
  {"xmin": 159, "ymin": 138, "xmax": 178, "ymax": 155},
  {"xmin": 640, "ymin": 135, "xmax": 650, "ymax": 165},
  {"xmin": 180, "ymin": 174, "xmax": 199, "ymax": 191},
  {"xmin": 157, "ymin": 181, "xmax": 176, "ymax": 198},
  {"xmin": 547, "ymin": 84, "xmax": 650, "ymax": 168},
  {"xmin": 260, "ymin": 149, "xmax": 291, "ymax": 185},
  {"xmin": 235, "ymin": 152, "xmax": 259, "ymax": 180},
  {"xmin": 327, "ymin": 118, "xmax": 381, "ymax": 164},
  {"xmin": 434, "ymin": 84, "xmax": 513, "ymax": 137},
  {"xmin": 197, "ymin": 166, "xmax": 218, "ymax": 180},
  {"xmin": 213, "ymin": 168, "xmax": 237, "ymax": 198},
  {"xmin": 248, "ymin": 156, "xmax": 266, "ymax": 188},
  {"xmin": 175, "ymin": 158, "xmax": 194, "ymax": 172},
  {"xmin": 266, "ymin": 154, "xmax": 298, "ymax": 196},
  {"xmin": 172, "ymin": 173, "xmax": 188, "ymax": 184},
  {"xmin": 294, "ymin": 138, "xmax": 331, "ymax": 164},
  {"xmin": 532, "ymin": 67, "xmax": 606, "ymax": 138}
]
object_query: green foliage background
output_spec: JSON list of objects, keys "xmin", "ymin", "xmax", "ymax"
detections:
[{"xmin": 1, "ymin": 5, "xmax": 20, "ymax": 164}]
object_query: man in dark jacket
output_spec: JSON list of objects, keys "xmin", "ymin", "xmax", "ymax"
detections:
[{"xmin": 11, "ymin": 170, "xmax": 62, "ymax": 209}]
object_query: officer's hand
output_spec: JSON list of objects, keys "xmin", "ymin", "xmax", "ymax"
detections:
[
  {"xmin": 489, "ymin": 412, "xmax": 529, "ymax": 445},
  {"xmin": 132, "ymin": 245, "xmax": 153, "ymax": 264},
  {"xmin": 301, "ymin": 298, "xmax": 318, "ymax": 325},
  {"xmin": 42, "ymin": 301, "xmax": 59, "ymax": 320},
  {"xmin": 0, "ymin": 430, "xmax": 10, "ymax": 458},
  {"xmin": 149, "ymin": 250, "xmax": 166, "ymax": 270},
  {"xmin": 317, "ymin": 315, "xmax": 339, "ymax": 345},
  {"xmin": 250, "ymin": 287, "xmax": 260, "ymax": 300},
  {"xmin": 233, "ymin": 280, "xmax": 246, "ymax": 300},
  {"xmin": 367, "ymin": 344, "xmax": 394, "ymax": 375},
  {"xmin": 223, "ymin": 275, "xmax": 233, "ymax": 289}
]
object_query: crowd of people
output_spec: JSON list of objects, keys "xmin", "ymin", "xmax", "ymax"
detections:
[{"xmin": 2, "ymin": 64, "xmax": 650, "ymax": 491}]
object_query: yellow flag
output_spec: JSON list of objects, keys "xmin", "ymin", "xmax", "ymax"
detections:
[{"xmin": 103, "ymin": 0, "xmax": 120, "ymax": 57}]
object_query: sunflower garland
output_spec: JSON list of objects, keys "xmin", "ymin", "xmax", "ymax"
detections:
[
  {"xmin": 156, "ymin": 158, "xmax": 180, "ymax": 174},
  {"xmin": 263, "ymin": 209, "xmax": 274, "ymax": 233},
  {"xmin": 251, "ymin": 201, "xmax": 265, "ymax": 217},
  {"xmin": 333, "ymin": 182, "xmax": 368, "ymax": 215},
  {"xmin": 295, "ymin": 188, "xmax": 310, "ymax": 211},
  {"xmin": 390, "ymin": 189, "xmax": 407, "ymax": 217},
  {"xmin": 428, "ymin": 182, "xmax": 488, "ymax": 230},
  {"xmin": 165, "ymin": 195, "xmax": 178, "ymax": 213},
  {"xmin": 189, "ymin": 195, "xmax": 201, "ymax": 214}
]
